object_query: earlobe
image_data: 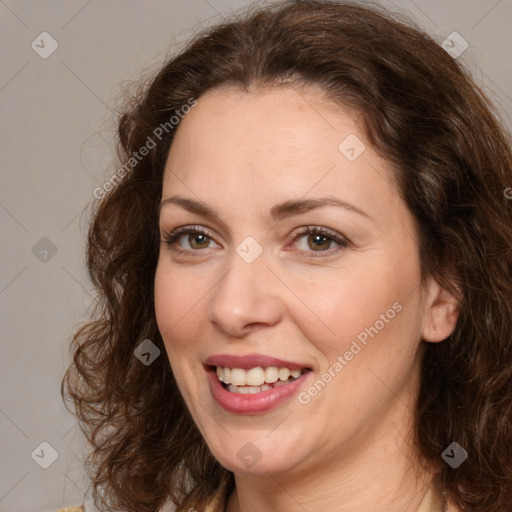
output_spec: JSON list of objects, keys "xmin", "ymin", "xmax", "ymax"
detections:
[{"xmin": 422, "ymin": 280, "xmax": 460, "ymax": 343}]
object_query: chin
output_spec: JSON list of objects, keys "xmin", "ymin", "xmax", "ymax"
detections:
[{"xmin": 204, "ymin": 433, "xmax": 306, "ymax": 476}]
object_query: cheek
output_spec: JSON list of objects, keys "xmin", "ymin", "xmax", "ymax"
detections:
[
  {"xmin": 293, "ymin": 266, "xmax": 405, "ymax": 357},
  {"xmin": 154, "ymin": 263, "xmax": 207, "ymax": 354},
  {"xmin": 296, "ymin": 278, "xmax": 420, "ymax": 423}
]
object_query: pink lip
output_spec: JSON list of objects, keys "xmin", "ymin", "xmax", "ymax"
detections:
[
  {"xmin": 203, "ymin": 353, "xmax": 311, "ymax": 371},
  {"xmin": 203, "ymin": 354, "xmax": 313, "ymax": 414},
  {"xmin": 205, "ymin": 366, "xmax": 312, "ymax": 414}
]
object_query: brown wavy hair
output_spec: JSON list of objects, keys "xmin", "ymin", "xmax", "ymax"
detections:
[{"xmin": 61, "ymin": 1, "xmax": 512, "ymax": 510}]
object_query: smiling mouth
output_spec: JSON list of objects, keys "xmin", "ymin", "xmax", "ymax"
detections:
[{"xmin": 210, "ymin": 365, "xmax": 312, "ymax": 394}]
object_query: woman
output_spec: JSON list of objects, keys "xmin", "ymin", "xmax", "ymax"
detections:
[{"xmin": 61, "ymin": 1, "xmax": 512, "ymax": 511}]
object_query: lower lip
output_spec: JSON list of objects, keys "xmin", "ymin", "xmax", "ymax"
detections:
[{"xmin": 206, "ymin": 367, "xmax": 312, "ymax": 414}]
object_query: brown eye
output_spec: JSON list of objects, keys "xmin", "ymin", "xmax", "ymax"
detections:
[
  {"xmin": 293, "ymin": 226, "xmax": 349, "ymax": 257},
  {"xmin": 187, "ymin": 233, "xmax": 211, "ymax": 249},
  {"xmin": 307, "ymin": 234, "xmax": 332, "ymax": 251},
  {"xmin": 163, "ymin": 226, "xmax": 219, "ymax": 252}
]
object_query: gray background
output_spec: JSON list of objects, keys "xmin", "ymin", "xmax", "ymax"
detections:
[{"xmin": 1, "ymin": 0, "xmax": 511, "ymax": 510}]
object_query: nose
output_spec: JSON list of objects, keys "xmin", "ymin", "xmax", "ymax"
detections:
[{"xmin": 208, "ymin": 248, "xmax": 284, "ymax": 337}]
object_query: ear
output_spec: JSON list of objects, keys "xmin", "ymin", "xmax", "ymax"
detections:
[{"xmin": 421, "ymin": 277, "xmax": 460, "ymax": 343}]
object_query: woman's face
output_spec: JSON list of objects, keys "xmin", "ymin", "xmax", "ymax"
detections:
[{"xmin": 154, "ymin": 85, "xmax": 444, "ymax": 477}]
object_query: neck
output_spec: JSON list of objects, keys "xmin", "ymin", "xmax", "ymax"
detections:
[{"xmin": 227, "ymin": 459, "xmax": 433, "ymax": 512}]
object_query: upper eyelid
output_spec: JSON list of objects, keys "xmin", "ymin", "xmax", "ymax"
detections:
[
  {"xmin": 163, "ymin": 225, "xmax": 349, "ymax": 250},
  {"xmin": 161, "ymin": 224, "xmax": 342, "ymax": 240},
  {"xmin": 160, "ymin": 222, "xmax": 232, "ymax": 245},
  {"xmin": 158, "ymin": 204, "xmax": 363, "ymax": 243}
]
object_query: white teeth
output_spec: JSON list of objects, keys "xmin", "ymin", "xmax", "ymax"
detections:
[
  {"xmin": 227, "ymin": 382, "xmax": 288, "ymax": 394},
  {"xmin": 278, "ymin": 368, "xmax": 290, "ymax": 381},
  {"xmin": 230, "ymin": 368, "xmax": 246, "ymax": 386},
  {"xmin": 246, "ymin": 367, "xmax": 266, "ymax": 386},
  {"xmin": 227, "ymin": 384, "xmax": 263, "ymax": 394},
  {"xmin": 215, "ymin": 365, "xmax": 308, "ymax": 389},
  {"xmin": 265, "ymin": 367, "xmax": 279, "ymax": 383}
]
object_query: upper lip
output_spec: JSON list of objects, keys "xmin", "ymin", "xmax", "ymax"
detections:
[{"xmin": 204, "ymin": 353, "xmax": 312, "ymax": 371}]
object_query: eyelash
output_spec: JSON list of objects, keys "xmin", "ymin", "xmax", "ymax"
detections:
[{"xmin": 161, "ymin": 225, "xmax": 350, "ymax": 258}]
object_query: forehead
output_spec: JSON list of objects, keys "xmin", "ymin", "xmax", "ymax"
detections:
[
  {"xmin": 166, "ymin": 84, "xmax": 358, "ymax": 165},
  {"xmin": 161, "ymin": 85, "xmax": 403, "ymax": 224}
]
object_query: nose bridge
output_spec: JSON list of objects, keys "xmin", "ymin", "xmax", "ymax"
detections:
[{"xmin": 208, "ymin": 243, "xmax": 282, "ymax": 335}]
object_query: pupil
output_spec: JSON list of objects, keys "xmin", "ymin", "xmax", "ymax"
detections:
[
  {"xmin": 191, "ymin": 234, "xmax": 208, "ymax": 248},
  {"xmin": 309, "ymin": 234, "xmax": 329, "ymax": 250}
]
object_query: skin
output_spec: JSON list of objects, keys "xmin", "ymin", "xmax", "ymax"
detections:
[{"xmin": 154, "ymin": 84, "xmax": 460, "ymax": 512}]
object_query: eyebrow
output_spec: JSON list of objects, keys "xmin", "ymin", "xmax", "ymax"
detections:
[{"xmin": 160, "ymin": 195, "xmax": 373, "ymax": 222}]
